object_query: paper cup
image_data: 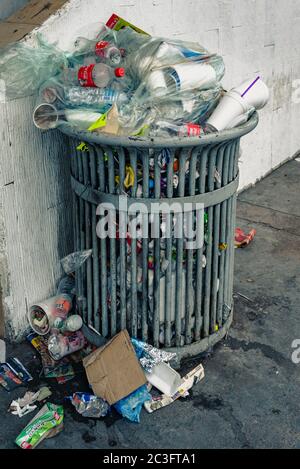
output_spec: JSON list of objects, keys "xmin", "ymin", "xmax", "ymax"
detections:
[
  {"xmin": 206, "ymin": 90, "xmax": 251, "ymax": 132},
  {"xmin": 233, "ymin": 77, "xmax": 269, "ymax": 110},
  {"xmin": 33, "ymin": 103, "xmax": 59, "ymax": 130}
]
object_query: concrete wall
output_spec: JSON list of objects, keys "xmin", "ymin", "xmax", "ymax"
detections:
[
  {"xmin": 1, "ymin": 0, "xmax": 300, "ymax": 339},
  {"xmin": 0, "ymin": 0, "xmax": 29, "ymax": 21}
]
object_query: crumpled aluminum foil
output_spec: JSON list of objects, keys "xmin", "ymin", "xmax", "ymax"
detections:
[{"xmin": 131, "ymin": 338, "xmax": 176, "ymax": 373}]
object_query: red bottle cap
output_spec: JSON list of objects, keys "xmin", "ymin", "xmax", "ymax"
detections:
[
  {"xmin": 115, "ymin": 67, "xmax": 125, "ymax": 78},
  {"xmin": 95, "ymin": 40, "xmax": 109, "ymax": 57},
  {"xmin": 78, "ymin": 64, "xmax": 96, "ymax": 87}
]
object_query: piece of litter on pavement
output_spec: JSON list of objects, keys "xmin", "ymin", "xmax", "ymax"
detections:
[
  {"xmin": 144, "ymin": 363, "xmax": 205, "ymax": 414},
  {"xmin": 235, "ymin": 227, "xmax": 256, "ymax": 248}
]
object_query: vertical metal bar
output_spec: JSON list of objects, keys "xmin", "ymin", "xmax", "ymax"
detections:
[
  {"xmin": 175, "ymin": 148, "xmax": 187, "ymax": 347},
  {"xmin": 210, "ymin": 144, "xmax": 224, "ymax": 333},
  {"xmin": 89, "ymin": 145, "xmax": 100, "ymax": 330},
  {"xmin": 97, "ymin": 147, "xmax": 108, "ymax": 336},
  {"xmin": 228, "ymin": 140, "xmax": 240, "ymax": 310},
  {"xmin": 217, "ymin": 143, "xmax": 231, "ymax": 325},
  {"xmin": 82, "ymin": 149, "xmax": 93, "ymax": 327},
  {"xmin": 185, "ymin": 147, "xmax": 197, "ymax": 345},
  {"xmin": 203, "ymin": 145, "xmax": 217, "ymax": 337},
  {"xmin": 141, "ymin": 149, "xmax": 149, "ymax": 342},
  {"xmin": 118, "ymin": 147, "xmax": 127, "ymax": 331},
  {"xmin": 194, "ymin": 147, "xmax": 208, "ymax": 341},
  {"xmin": 223, "ymin": 141, "xmax": 236, "ymax": 315},
  {"xmin": 129, "ymin": 149, "xmax": 138, "ymax": 337},
  {"xmin": 105, "ymin": 146, "xmax": 117, "ymax": 337},
  {"xmin": 153, "ymin": 150, "xmax": 161, "ymax": 347},
  {"xmin": 164, "ymin": 149, "xmax": 174, "ymax": 347},
  {"xmin": 77, "ymin": 148, "xmax": 87, "ymax": 323}
]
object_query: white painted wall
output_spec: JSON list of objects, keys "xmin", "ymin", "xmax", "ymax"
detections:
[
  {"xmin": 0, "ymin": 0, "xmax": 29, "ymax": 20},
  {"xmin": 1, "ymin": 0, "xmax": 300, "ymax": 338}
]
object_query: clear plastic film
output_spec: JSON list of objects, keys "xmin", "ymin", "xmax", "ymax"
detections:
[
  {"xmin": 0, "ymin": 35, "xmax": 68, "ymax": 102},
  {"xmin": 61, "ymin": 249, "xmax": 93, "ymax": 275}
]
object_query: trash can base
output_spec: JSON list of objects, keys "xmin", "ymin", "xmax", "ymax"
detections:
[{"xmin": 166, "ymin": 308, "xmax": 233, "ymax": 369}]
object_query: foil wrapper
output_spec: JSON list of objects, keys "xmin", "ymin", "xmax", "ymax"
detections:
[
  {"xmin": 131, "ymin": 337, "xmax": 176, "ymax": 373},
  {"xmin": 70, "ymin": 392, "xmax": 110, "ymax": 418}
]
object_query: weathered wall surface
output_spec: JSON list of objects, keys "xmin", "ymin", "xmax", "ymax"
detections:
[
  {"xmin": 1, "ymin": 0, "xmax": 300, "ymax": 338},
  {"xmin": 0, "ymin": 1, "xmax": 29, "ymax": 21}
]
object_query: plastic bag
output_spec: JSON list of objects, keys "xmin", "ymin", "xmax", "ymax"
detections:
[
  {"xmin": 15, "ymin": 403, "xmax": 64, "ymax": 449},
  {"xmin": 61, "ymin": 249, "xmax": 93, "ymax": 274},
  {"xmin": 68, "ymin": 392, "xmax": 110, "ymax": 418},
  {"xmin": 0, "ymin": 35, "xmax": 68, "ymax": 102},
  {"xmin": 114, "ymin": 385, "xmax": 151, "ymax": 423}
]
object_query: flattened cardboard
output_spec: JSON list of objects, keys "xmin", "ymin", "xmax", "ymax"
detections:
[{"xmin": 83, "ymin": 330, "xmax": 146, "ymax": 405}]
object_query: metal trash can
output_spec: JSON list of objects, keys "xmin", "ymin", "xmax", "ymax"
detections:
[{"xmin": 60, "ymin": 112, "xmax": 258, "ymax": 362}]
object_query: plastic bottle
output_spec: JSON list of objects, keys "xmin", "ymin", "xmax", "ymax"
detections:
[
  {"xmin": 152, "ymin": 120, "xmax": 201, "ymax": 137},
  {"xmin": 64, "ymin": 86, "xmax": 128, "ymax": 106},
  {"xmin": 74, "ymin": 38, "xmax": 122, "ymax": 66},
  {"xmin": 48, "ymin": 330, "xmax": 86, "ymax": 360},
  {"xmin": 64, "ymin": 63, "xmax": 125, "ymax": 88},
  {"xmin": 53, "ymin": 314, "xmax": 83, "ymax": 332}
]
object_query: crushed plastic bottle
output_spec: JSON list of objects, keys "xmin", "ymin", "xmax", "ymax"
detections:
[
  {"xmin": 64, "ymin": 86, "xmax": 128, "ymax": 106},
  {"xmin": 74, "ymin": 37, "xmax": 123, "ymax": 66},
  {"xmin": 48, "ymin": 330, "xmax": 86, "ymax": 360},
  {"xmin": 152, "ymin": 120, "xmax": 201, "ymax": 137}
]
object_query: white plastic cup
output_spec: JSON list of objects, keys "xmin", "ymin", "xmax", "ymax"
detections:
[
  {"xmin": 233, "ymin": 77, "xmax": 269, "ymax": 110},
  {"xmin": 206, "ymin": 90, "xmax": 251, "ymax": 132},
  {"xmin": 167, "ymin": 62, "xmax": 217, "ymax": 92},
  {"xmin": 33, "ymin": 103, "xmax": 59, "ymax": 130}
]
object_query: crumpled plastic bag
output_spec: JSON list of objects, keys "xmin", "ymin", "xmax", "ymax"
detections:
[
  {"xmin": 0, "ymin": 34, "xmax": 68, "ymax": 102},
  {"xmin": 131, "ymin": 337, "xmax": 176, "ymax": 373},
  {"xmin": 61, "ymin": 249, "xmax": 92, "ymax": 274},
  {"xmin": 114, "ymin": 385, "xmax": 151, "ymax": 423}
]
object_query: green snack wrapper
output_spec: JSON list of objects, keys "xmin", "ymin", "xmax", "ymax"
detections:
[{"xmin": 15, "ymin": 403, "xmax": 64, "ymax": 449}]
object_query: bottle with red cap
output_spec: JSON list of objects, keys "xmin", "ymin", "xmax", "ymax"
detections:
[
  {"xmin": 64, "ymin": 63, "xmax": 125, "ymax": 88},
  {"xmin": 74, "ymin": 37, "xmax": 124, "ymax": 66}
]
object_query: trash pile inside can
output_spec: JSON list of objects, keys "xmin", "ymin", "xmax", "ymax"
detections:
[
  {"xmin": 0, "ymin": 14, "xmax": 269, "ymax": 136},
  {"xmin": 0, "ymin": 13, "xmax": 269, "ymax": 449}
]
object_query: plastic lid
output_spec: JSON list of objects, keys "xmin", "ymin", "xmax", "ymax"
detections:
[
  {"xmin": 96, "ymin": 40, "xmax": 109, "ymax": 49},
  {"xmin": 115, "ymin": 67, "xmax": 125, "ymax": 78}
]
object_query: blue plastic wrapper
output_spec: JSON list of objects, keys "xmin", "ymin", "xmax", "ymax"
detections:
[{"xmin": 114, "ymin": 385, "xmax": 151, "ymax": 423}]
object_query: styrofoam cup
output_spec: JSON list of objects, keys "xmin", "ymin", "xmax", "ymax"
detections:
[
  {"xmin": 33, "ymin": 103, "xmax": 59, "ymax": 130},
  {"xmin": 233, "ymin": 77, "xmax": 269, "ymax": 110},
  {"xmin": 207, "ymin": 90, "xmax": 251, "ymax": 132}
]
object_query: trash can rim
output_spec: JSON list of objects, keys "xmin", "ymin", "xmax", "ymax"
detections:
[{"xmin": 58, "ymin": 111, "xmax": 258, "ymax": 148}]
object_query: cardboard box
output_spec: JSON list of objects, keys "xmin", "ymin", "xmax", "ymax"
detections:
[{"xmin": 83, "ymin": 330, "xmax": 146, "ymax": 405}]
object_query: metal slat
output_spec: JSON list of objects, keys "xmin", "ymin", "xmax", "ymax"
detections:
[
  {"xmin": 141, "ymin": 149, "xmax": 149, "ymax": 342},
  {"xmin": 203, "ymin": 145, "xmax": 217, "ymax": 337},
  {"xmin": 97, "ymin": 146, "xmax": 108, "ymax": 337},
  {"xmin": 210, "ymin": 144, "xmax": 224, "ymax": 333},
  {"xmin": 164, "ymin": 149, "xmax": 175, "ymax": 347},
  {"xmin": 89, "ymin": 145, "xmax": 100, "ymax": 330},
  {"xmin": 129, "ymin": 148, "xmax": 138, "ymax": 337},
  {"xmin": 153, "ymin": 150, "xmax": 161, "ymax": 347},
  {"xmin": 118, "ymin": 147, "xmax": 127, "ymax": 331}
]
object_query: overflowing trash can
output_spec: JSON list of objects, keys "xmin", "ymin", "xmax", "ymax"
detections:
[{"xmin": 60, "ymin": 111, "xmax": 258, "ymax": 360}]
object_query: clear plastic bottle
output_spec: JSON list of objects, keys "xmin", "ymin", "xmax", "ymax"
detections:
[
  {"xmin": 64, "ymin": 63, "xmax": 125, "ymax": 88},
  {"xmin": 152, "ymin": 120, "xmax": 201, "ymax": 137},
  {"xmin": 74, "ymin": 38, "xmax": 123, "ymax": 66},
  {"xmin": 48, "ymin": 330, "xmax": 86, "ymax": 360},
  {"xmin": 64, "ymin": 86, "xmax": 128, "ymax": 106}
]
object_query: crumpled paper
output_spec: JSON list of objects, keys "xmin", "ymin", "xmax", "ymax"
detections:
[
  {"xmin": 131, "ymin": 338, "xmax": 176, "ymax": 373},
  {"xmin": 9, "ymin": 387, "xmax": 52, "ymax": 418}
]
